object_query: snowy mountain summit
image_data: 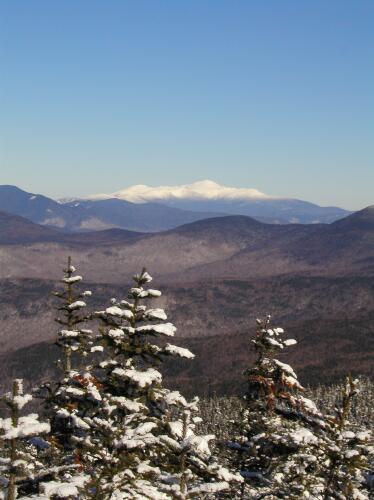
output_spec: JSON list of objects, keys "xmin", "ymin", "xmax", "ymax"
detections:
[
  {"xmin": 87, "ymin": 180, "xmax": 350, "ymax": 225},
  {"xmin": 90, "ymin": 180, "xmax": 275, "ymax": 204}
]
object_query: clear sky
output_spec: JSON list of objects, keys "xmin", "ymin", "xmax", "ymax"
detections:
[{"xmin": 1, "ymin": 1, "xmax": 373, "ymax": 209}]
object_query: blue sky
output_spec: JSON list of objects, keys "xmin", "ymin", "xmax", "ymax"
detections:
[{"xmin": 0, "ymin": 1, "xmax": 373, "ymax": 209}]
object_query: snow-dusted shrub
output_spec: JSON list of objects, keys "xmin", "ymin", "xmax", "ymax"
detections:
[
  {"xmin": 313, "ymin": 378, "xmax": 374, "ymax": 434},
  {"xmin": 199, "ymin": 379, "xmax": 374, "ymax": 440},
  {"xmin": 321, "ymin": 376, "xmax": 374, "ymax": 499},
  {"xmin": 200, "ymin": 381, "xmax": 374, "ymax": 497}
]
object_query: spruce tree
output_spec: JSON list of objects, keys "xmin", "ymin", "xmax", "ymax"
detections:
[
  {"xmin": 46, "ymin": 257, "xmax": 96, "ymax": 449},
  {"xmin": 228, "ymin": 315, "xmax": 327, "ymax": 498},
  {"xmin": 35, "ymin": 257, "xmax": 97, "ymax": 497},
  {"xmin": 0, "ymin": 379, "xmax": 50, "ymax": 499},
  {"xmin": 83, "ymin": 268, "xmax": 242, "ymax": 499},
  {"xmin": 54, "ymin": 256, "xmax": 93, "ymax": 372}
]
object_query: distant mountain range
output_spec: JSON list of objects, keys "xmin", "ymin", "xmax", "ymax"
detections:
[
  {"xmin": 0, "ymin": 182, "xmax": 351, "ymax": 232},
  {"xmin": 0, "ymin": 185, "xmax": 223, "ymax": 233},
  {"xmin": 87, "ymin": 180, "xmax": 351, "ymax": 225}
]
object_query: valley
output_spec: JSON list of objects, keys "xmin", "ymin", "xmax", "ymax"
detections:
[{"xmin": 0, "ymin": 205, "xmax": 373, "ymax": 395}]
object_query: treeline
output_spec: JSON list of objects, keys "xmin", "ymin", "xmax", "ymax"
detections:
[
  {"xmin": 0, "ymin": 260, "xmax": 373, "ymax": 499},
  {"xmin": 199, "ymin": 378, "xmax": 374, "ymax": 440}
]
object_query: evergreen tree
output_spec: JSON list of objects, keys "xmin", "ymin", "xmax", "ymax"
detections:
[
  {"xmin": 0, "ymin": 379, "xmax": 50, "ymax": 499},
  {"xmin": 228, "ymin": 316, "xmax": 327, "ymax": 498},
  {"xmin": 45, "ymin": 257, "xmax": 96, "ymax": 451},
  {"xmin": 157, "ymin": 393, "xmax": 242, "ymax": 498},
  {"xmin": 54, "ymin": 256, "xmax": 93, "ymax": 372},
  {"xmin": 322, "ymin": 376, "xmax": 373, "ymax": 499},
  {"xmin": 34, "ymin": 257, "xmax": 97, "ymax": 497},
  {"xmin": 82, "ymin": 268, "xmax": 242, "ymax": 499}
]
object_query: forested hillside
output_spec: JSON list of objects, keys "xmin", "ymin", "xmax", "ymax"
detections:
[
  {"xmin": 1, "ymin": 208, "xmax": 374, "ymax": 397},
  {"xmin": 0, "ymin": 261, "xmax": 373, "ymax": 498}
]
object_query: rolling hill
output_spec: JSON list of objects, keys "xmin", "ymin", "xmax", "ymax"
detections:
[
  {"xmin": 0, "ymin": 211, "xmax": 58, "ymax": 244},
  {"xmin": 0, "ymin": 207, "xmax": 374, "ymax": 283}
]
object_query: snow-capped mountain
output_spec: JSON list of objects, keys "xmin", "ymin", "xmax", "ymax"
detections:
[
  {"xmin": 0, "ymin": 182, "xmax": 351, "ymax": 232},
  {"xmin": 88, "ymin": 180, "xmax": 351, "ymax": 224}
]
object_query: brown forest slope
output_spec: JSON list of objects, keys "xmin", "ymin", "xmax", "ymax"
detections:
[
  {"xmin": 2, "ymin": 310, "xmax": 374, "ymax": 397},
  {"xmin": 0, "ymin": 207, "xmax": 373, "ymax": 303},
  {"xmin": 0, "ymin": 209, "xmax": 374, "ymax": 283},
  {"xmin": 0, "ymin": 207, "xmax": 373, "ymax": 394}
]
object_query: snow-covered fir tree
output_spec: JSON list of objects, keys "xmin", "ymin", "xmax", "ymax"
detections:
[
  {"xmin": 34, "ymin": 257, "xmax": 97, "ymax": 497},
  {"xmin": 157, "ymin": 393, "xmax": 242, "ymax": 498},
  {"xmin": 45, "ymin": 256, "xmax": 96, "ymax": 449},
  {"xmin": 84, "ymin": 268, "xmax": 242, "ymax": 499},
  {"xmin": 228, "ymin": 315, "xmax": 328, "ymax": 499},
  {"xmin": 54, "ymin": 256, "xmax": 93, "ymax": 372},
  {"xmin": 0, "ymin": 379, "xmax": 50, "ymax": 499},
  {"xmin": 321, "ymin": 376, "xmax": 373, "ymax": 499}
]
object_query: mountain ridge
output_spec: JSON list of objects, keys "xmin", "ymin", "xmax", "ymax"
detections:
[
  {"xmin": 0, "ymin": 185, "xmax": 226, "ymax": 233},
  {"xmin": 84, "ymin": 180, "xmax": 351, "ymax": 224},
  {"xmin": 0, "ymin": 183, "xmax": 352, "ymax": 230},
  {"xmin": 0, "ymin": 205, "xmax": 373, "ymax": 285}
]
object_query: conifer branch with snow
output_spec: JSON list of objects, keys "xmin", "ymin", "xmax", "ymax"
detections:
[{"xmin": 0, "ymin": 379, "xmax": 50, "ymax": 499}]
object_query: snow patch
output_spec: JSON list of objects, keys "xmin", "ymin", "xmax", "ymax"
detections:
[
  {"xmin": 164, "ymin": 344, "xmax": 195, "ymax": 359},
  {"xmin": 112, "ymin": 367, "xmax": 162, "ymax": 387}
]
